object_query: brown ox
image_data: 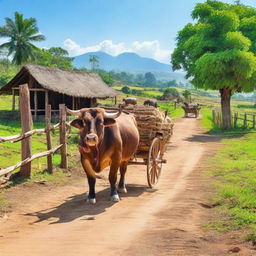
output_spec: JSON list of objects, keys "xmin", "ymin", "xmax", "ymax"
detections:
[{"xmin": 70, "ymin": 108, "xmax": 140, "ymax": 204}]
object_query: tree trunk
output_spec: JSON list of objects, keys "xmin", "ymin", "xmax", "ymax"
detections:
[{"xmin": 220, "ymin": 88, "xmax": 232, "ymax": 130}]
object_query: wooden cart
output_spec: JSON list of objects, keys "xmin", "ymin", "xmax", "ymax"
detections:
[
  {"xmin": 182, "ymin": 103, "xmax": 201, "ymax": 118},
  {"xmin": 124, "ymin": 105, "xmax": 174, "ymax": 188}
]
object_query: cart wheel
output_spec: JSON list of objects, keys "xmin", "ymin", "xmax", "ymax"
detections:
[{"xmin": 147, "ymin": 137, "xmax": 163, "ymax": 188}]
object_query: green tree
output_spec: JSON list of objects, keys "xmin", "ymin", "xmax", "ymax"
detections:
[
  {"xmin": 182, "ymin": 90, "xmax": 192, "ymax": 101},
  {"xmin": 33, "ymin": 49, "xmax": 73, "ymax": 70},
  {"xmin": 48, "ymin": 47, "xmax": 69, "ymax": 57},
  {"xmin": 171, "ymin": 0, "xmax": 256, "ymax": 129},
  {"xmin": 89, "ymin": 55, "xmax": 99, "ymax": 70},
  {"xmin": 100, "ymin": 73, "xmax": 114, "ymax": 86},
  {"xmin": 121, "ymin": 86, "xmax": 131, "ymax": 94},
  {"xmin": 165, "ymin": 88, "xmax": 180, "ymax": 98},
  {"xmin": 161, "ymin": 88, "xmax": 180, "ymax": 101},
  {"xmin": 0, "ymin": 12, "xmax": 45, "ymax": 65},
  {"xmin": 144, "ymin": 72, "xmax": 156, "ymax": 87}
]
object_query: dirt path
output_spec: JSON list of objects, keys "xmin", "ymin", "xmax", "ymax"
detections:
[{"xmin": 0, "ymin": 117, "xmax": 253, "ymax": 256}]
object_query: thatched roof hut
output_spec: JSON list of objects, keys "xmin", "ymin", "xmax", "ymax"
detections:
[{"xmin": 0, "ymin": 65, "xmax": 118, "ymax": 117}]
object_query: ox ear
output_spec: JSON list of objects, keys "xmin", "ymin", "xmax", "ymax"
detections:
[
  {"xmin": 70, "ymin": 119, "xmax": 84, "ymax": 129},
  {"xmin": 103, "ymin": 118, "xmax": 116, "ymax": 127}
]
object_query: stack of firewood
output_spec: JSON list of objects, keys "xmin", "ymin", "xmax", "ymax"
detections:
[{"xmin": 123, "ymin": 105, "xmax": 174, "ymax": 152}]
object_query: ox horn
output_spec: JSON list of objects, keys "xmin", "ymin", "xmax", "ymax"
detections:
[
  {"xmin": 66, "ymin": 108, "xmax": 81, "ymax": 115},
  {"xmin": 66, "ymin": 107, "xmax": 89, "ymax": 115},
  {"xmin": 104, "ymin": 108, "xmax": 122, "ymax": 119}
]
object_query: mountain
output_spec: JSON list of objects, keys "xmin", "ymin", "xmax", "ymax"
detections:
[{"xmin": 73, "ymin": 51, "xmax": 185, "ymax": 81}]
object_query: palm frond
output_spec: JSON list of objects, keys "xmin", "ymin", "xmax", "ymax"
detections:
[{"xmin": 29, "ymin": 34, "xmax": 46, "ymax": 42}]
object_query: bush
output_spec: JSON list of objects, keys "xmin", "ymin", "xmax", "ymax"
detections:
[{"xmin": 121, "ymin": 86, "xmax": 131, "ymax": 94}]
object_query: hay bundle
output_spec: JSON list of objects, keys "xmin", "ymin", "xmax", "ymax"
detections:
[{"xmin": 123, "ymin": 105, "xmax": 174, "ymax": 152}]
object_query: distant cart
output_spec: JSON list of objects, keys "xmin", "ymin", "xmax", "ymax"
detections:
[
  {"xmin": 182, "ymin": 103, "xmax": 201, "ymax": 118},
  {"xmin": 123, "ymin": 105, "xmax": 174, "ymax": 188}
]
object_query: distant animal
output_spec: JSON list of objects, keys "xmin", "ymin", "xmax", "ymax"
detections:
[
  {"xmin": 69, "ymin": 108, "xmax": 140, "ymax": 204},
  {"xmin": 123, "ymin": 97, "xmax": 137, "ymax": 105},
  {"xmin": 182, "ymin": 102, "xmax": 200, "ymax": 118},
  {"xmin": 143, "ymin": 99, "xmax": 158, "ymax": 108}
]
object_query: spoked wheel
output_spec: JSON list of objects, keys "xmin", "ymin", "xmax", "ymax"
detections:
[{"xmin": 147, "ymin": 137, "xmax": 163, "ymax": 188}]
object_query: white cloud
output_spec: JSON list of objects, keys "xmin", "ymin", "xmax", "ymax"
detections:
[
  {"xmin": 63, "ymin": 39, "xmax": 171, "ymax": 64},
  {"xmin": 0, "ymin": 38, "xmax": 8, "ymax": 46},
  {"xmin": 132, "ymin": 40, "xmax": 171, "ymax": 64}
]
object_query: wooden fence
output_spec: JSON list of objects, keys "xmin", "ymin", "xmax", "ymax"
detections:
[
  {"xmin": 212, "ymin": 109, "xmax": 256, "ymax": 129},
  {"xmin": 0, "ymin": 84, "xmax": 69, "ymax": 184}
]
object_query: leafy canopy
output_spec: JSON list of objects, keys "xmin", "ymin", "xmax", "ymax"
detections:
[
  {"xmin": 171, "ymin": 0, "xmax": 256, "ymax": 93},
  {"xmin": 0, "ymin": 12, "xmax": 45, "ymax": 65},
  {"xmin": 32, "ymin": 48, "xmax": 74, "ymax": 70}
]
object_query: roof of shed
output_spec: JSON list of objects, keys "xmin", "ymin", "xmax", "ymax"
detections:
[{"xmin": 0, "ymin": 65, "xmax": 118, "ymax": 98}]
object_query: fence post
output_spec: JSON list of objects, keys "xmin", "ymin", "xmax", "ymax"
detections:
[
  {"xmin": 19, "ymin": 84, "xmax": 33, "ymax": 178},
  {"xmin": 212, "ymin": 109, "xmax": 216, "ymax": 125},
  {"xmin": 234, "ymin": 113, "xmax": 238, "ymax": 128},
  {"xmin": 45, "ymin": 104, "xmax": 53, "ymax": 173},
  {"xmin": 244, "ymin": 113, "xmax": 247, "ymax": 129},
  {"xmin": 59, "ymin": 104, "xmax": 68, "ymax": 169}
]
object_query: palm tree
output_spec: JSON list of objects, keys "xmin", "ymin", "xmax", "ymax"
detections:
[
  {"xmin": 89, "ymin": 55, "xmax": 99, "ymax": 70},
  {"xmin": 0, "ymin": 12, "xmax": 45, "ymax": 65}
]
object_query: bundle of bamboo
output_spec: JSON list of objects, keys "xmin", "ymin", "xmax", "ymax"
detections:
[{"xmin": 123, "ymin": 105, "xmax": 174, "ymax": 152}]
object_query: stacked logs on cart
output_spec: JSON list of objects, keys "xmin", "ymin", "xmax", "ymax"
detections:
[{"xmin": 123, "ymin": 105, "xmax": 174, "ymax": 152}]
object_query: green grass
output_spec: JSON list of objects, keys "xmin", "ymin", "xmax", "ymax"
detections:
[
  {"xmin": 207, "ymin": 132, "xmax": 256, "ymax": 240},
  {"xmin": 199, "ymin": 104, "xmax": 256, "ymax": 242},
  {"xmin": 159, "ymin": 103, "xmax": 184, "ymax": 118}
]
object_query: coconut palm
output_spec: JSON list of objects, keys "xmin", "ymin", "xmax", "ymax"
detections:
[
  {"xmin": 0, "ymin": 12, "xmax": 45, "ymax": 65},
  {"xmin": 89, "ymin": 55, "xmax": 99, "ymax": 70}
]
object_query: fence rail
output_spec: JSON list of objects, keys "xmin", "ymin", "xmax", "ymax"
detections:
[
  {"xmin": 0, "ymin": 145, "xmax": 62, "ymax": 177},
  {"xmin": 212, "ymin": 109, "xmax": 256, "ymax": 129},
  {"xmin": 0, "ymin": 84, "xmax": 69, "ymax": 184}
]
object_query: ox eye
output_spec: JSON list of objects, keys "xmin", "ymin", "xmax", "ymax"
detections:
[{"xmin": 96, "ymin": 119, "xmax": 103, "ymax": 125}]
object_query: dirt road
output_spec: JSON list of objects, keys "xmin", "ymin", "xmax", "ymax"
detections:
[{"xmin": 0, "ymin": 117, "xmax": 253, "ymax": 256}]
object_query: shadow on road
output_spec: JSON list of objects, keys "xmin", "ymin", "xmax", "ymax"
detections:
[
  {"xmin": 185, "ymin": 132, "xmax": 247, "ymax": 143},
  {"xmin": 25, "ymin": 184, "xmax": 147, "ymax": 224}
]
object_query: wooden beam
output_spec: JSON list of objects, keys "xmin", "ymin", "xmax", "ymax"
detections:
[
  {"xmin": 59, "ymin": 104, "xmax": 68, "ymax": 169},
  {"xmin": 45, "ymin": 90, "xmax": 49, "ymax": 111},
  {"xmin": 45, "ymin": 104, "xmax": 53, "ymax": 173},
  {"xmin": 72, "ymin": 97, "xmax": 75, "ymax": 110},
  {"xmin": 13, "ymin": 87, "xmax": 47, "ymax": 92},
  {"xmin": 19, "ymin": 84, "xmax": 33, "ymax": 178},
  {"xmin": 12, "ymin": 89, "xmax": 15, "ymax": 111},
  {"xmin": 34, "ymin": 91, "xmax": 37, "ymax": 120},
  {"xmin": 0, "ymin": 145, "xmax": 62, "ymax": 177}
]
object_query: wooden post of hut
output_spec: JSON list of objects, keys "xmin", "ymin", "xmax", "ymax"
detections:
[
  {"xmin": 12, "ymin": 88, "xmax": 15, "ymax": 111},
  {"xmin": 59, "ymin": 104, "xmax": 68, "ymax": 169},
  {"xmin": 45, "ymin": 104, "xmax": 53, "ymax": 173},
  {"xmin": 19, "ymin": 84, "xmax": 33, "ymax": 178}
]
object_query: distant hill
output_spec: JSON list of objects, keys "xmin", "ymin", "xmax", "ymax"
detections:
[{"xmin": 73, "ymin": 51, "xmax": 185, "ymax": 81}]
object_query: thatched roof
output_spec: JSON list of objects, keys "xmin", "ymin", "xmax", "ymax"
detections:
[{"xmin": 0, "ymin": 65, "xmax": 118, "ymax": 98}]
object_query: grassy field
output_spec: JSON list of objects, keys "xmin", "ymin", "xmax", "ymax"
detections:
[{"xmin": 199, "ymin": 106, "xmax": 256, "ymax": 243}]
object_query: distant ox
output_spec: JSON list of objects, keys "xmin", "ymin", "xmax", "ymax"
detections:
[
  {"xmin": 69, "ymin": 108, "xmax": 140, "ymax": 204},
  {"xmin": 143, "ymin": 99, "xmax": 158, "ymax": 108},
  {"xmin": 123, "ymin": 97, "xmax": 137, "ymax": 105}
]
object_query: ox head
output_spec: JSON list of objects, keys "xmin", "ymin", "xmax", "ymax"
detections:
[{"xmin": 69, "ymin": 108, "xmax": 121, "ymax": 148}]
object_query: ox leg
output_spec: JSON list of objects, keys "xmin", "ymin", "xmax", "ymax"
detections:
[
  {"xmin": 81, "ymin": 158, "xmax": 96, "ymax": 204},
  {"xmin": 109, "ymin": 161, "xmax": 120, "ymax": 202},
  {"xmin": 118, "ymin": 162, "xmax": 128, "ymax": 194},
  {"xmin": 86, "ymin": 175, "xmax": 96, "ymax": 204}
]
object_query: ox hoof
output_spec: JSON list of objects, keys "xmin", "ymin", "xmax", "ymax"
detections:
[
  {"xmin": 86, "ymin": 197, "xmax": 96, "ymax": 205},
  {"xmin": 110, "ymin": 194, "xmax": 120, "ymax": 202},
  {"xmin": 118, "ymin": 187, "xmax": 127, "ymax": 194}
]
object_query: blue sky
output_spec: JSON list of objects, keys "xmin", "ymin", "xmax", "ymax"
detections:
[{"xmin": 1, "ymin": 0, "xmax": 256, "ymax": 63}]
